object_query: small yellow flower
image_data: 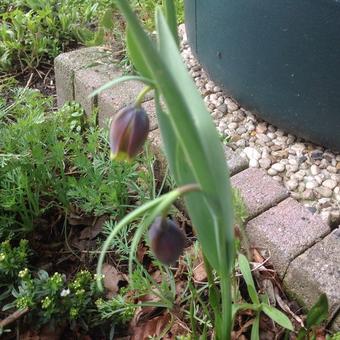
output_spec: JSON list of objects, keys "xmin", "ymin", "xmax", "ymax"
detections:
[
  {"xmin": 18, "ymin": 268, "xmax": 29, "ymax": 278},
  {"xmin": 41, "ymin": 296, "xmax": 52, "ymax": 309}
]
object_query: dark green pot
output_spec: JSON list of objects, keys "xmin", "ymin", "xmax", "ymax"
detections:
[{"xmin": 185, "ymin": 0, "xmax": 340, "ymax": 151}]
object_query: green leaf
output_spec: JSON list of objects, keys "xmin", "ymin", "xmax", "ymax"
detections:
[
  {"xmin": 162, "ymin": 0, "xmax": 179, "ymax": 47},
  {"xmin": 238, "ymin": 253, "xmax": 259, "ymax": 305},
  {"xmin": 251, "ymin": 314, "xmax": 260, "ymax": 340},
  {"xmin": 297, "ymin": 328, "xmax": 307, "ymax": 340},
  {"xmin": 156, "ymin": 7, "xmax": 235, "ymax": 272},
  {"xmin": 126, "ymin": 27, "xmax": 153, "ymax": 80},
  {"xmin": 75, "ymin": 27, "xmax": 94, "ymax": 44},
  {"xmin": 306, "ymin": 293, "xmax": 328, "ymax": 329},
  {"xmin": 248, "ymin": 285, "xmax": 260, "ymax": 306},
  {"xmin": 262, "ymin": 304, "xmax": 294, "ymax": 331},
  {"xmin": 101, "ymin": 9, "xmax": 115, "ymax": 30},
  {"xmin": 93, "ymin": 27, "xmax": 105, "ymax": 46}
]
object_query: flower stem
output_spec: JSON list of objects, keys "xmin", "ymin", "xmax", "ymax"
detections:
[{"xmin": 135, "ymin": 86, "xmax": 153, "ymax": 107}]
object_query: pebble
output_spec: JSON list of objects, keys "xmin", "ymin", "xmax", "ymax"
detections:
[
  {"xmin": 285, "ymin": 179, "xmax": 298, "ymax": 190},
  {"xmin": 243, "ymin": 147, "xmax": 261, "ymax": 160},
  {"xmin": 311, "ymin": 150, "xmax": 323, "ymax": 160},
  {"xmin": 307, "ymin": 206, "xmax": 317, "ymax": 214},
  {"xmin": 305, "ymin": 181, "xmax": 318, "ymax": 189},
  {"xmin": 327, "ymin": 166, "xmax": 337, "ymax": 174},
  {"xmin": 310, "ymin": 164, "xmax": 320, "ymax": 175},
  {"xmin": 217, "ymin": 104, "xmax": 228, "ymax": 114},
  {"xmin": 330, "ymin": 210, "xmax": 340, "ymax": 223},
  {"xmin": 256, "ymin": 123, "xmax": 267, "ymax": 134},
  {"xmin": 294, "ymin": 170, "xmax": 306, "ymax": 181},
  {"xmin": 225, "ymin": 98, "xmax": 239, "ymax": 112},
  {"xmin": 298, "ymin": 156, "xmax": 307, "ymax": 164},
  {"xmin": 291, "ymin": 143, "xmax": 306, "ymax": 154},
  {"xmin": 322, "ymin": 179, "xmax": 337, "ymax": 190},
  {"xmin": 259, "ymin": 158, "xmax": 272, "ymax": 169},
  {"xmin": 228, "ymin": 122, "xmax": 238, "ymax": 130},
  {"xmin": 249, "ymin": 159, "xmax": 259, "ymax": 168},
  {"xmin": 268, "ymin": 168, "xmax": 278, "ymax": 176},
  {"xmin": 236, "ymin": 126, "xmax": 247, "ymax": 134},
  {"xmin": 298, "ymin": 182, "xmax": 306, "ymax": 192},
  {"xmin": 315, "ymin": 186, "xmax": 333, "ymax": 198},
  {"xmin": 302, "ymin": 189, "xmax": 315, "ymax": 200},
  {"xmin": 271, "ymin": 163, "xmax": 285, "ymax": 172}
]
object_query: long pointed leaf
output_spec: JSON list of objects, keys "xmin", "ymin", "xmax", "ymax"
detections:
[
  {"xmin": 126, "ymin": 27, "xmax": 153, "ymax": 79},
  {"xmin": 251, "ymin": 314, "xmax": 260, "ymax": 340},
  {"xmin": 262, "ymin": 305, "xmax": 294, "ymax": 331},
  {"xmin": 162, "ymin": 0, "xmax": 179, "ymax": 46},
  {"xmin": 306, "ymin": 293, "xmax": 328, "ymax": 329},
  {"xmin": 238, "ymin": 253, "xmax": 260, "ymax": 305}
]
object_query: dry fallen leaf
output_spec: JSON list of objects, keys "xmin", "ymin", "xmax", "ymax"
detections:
[
  {"xmin": 102, "ymin": 263, "xmax": 124, "ymax": 298},
  {"xmin": 68, "ymin": 212, "xmax": 94, "ymax": 227},
  {"xmin": 79, "ymin": 215, "xmax": 108, "ymax": 240},
  {"xmin": 131, "ymin": 313, "xmax": 171, "ymax": 340},
  {"xmin": 193, "ymin": 261, "xmax": 207, "ymax": 282}
]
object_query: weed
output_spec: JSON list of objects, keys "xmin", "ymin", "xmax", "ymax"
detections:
[
  {"xmin": 0, "ymin": 87, "xmax": 152, "ymax": 237},
  {"xmin": 0, "ymin": 0, "xmax": 184, "ymax": 73},
  {"xmin": 0, "ymin": 0, "xmax": 112, "ymax": 72}
]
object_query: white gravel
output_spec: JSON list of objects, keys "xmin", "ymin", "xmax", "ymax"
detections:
[{"xmin": 179, "ymin": 25, "xmax": 340, "ymax": 226}]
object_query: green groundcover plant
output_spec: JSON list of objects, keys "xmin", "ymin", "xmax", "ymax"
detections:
[
  {"xmin": 0, "ymin": 0, "xmax": 184, "ymax": 73},
  {"xmin": 0, "ymin": 85, "xmax": 153, "ymax": 238}
]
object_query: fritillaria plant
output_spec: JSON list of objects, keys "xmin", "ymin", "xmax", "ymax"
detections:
[{"xmin": 93, "ymin": 1, "xmax": 293, "ymax": 338}]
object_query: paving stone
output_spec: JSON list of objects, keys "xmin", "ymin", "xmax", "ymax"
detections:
[
  {"xmin": 284, "ymin": 228, "xmax": 340, "ymax": 322},
  {"xmin": 231, "ymin": 167, "xmax": 289, "ymax": 219},
  {"xmin": 224, "ymin": 146, "xmax": 248, "ymax": 176},
  {"xmin": 246, "ymin": 197, "xmax": 330, "ymax": 278},
  {"xmin": 331, "ymin": 311, "xmax": 340, "ymax": 332},
  {"xmin": 54, "ymin": 47, "xmax": 112, "ymax": 108}
]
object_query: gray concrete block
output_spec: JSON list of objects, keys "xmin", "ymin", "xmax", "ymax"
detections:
[
  {"xmin": 74, "ymin": 63, "xmax": 121, "ymax": 119},
  {"xmin": 224, "ymin": 146, "xmax": 248, "ymax": 176},
  {"xmin": 97, "ymin": 79, "xmax": 151, "ymax": 128},
  {"xmin": 231, "ymin": 167, "xmax": 289, "ymax": 219},
  {"xmin": 284, "ymin": 228, "xmax": 340, "ymax": 321},
  {"xmin": 246, "ymin": 197, "xmax": 330, "ymax": 278},
  {"xmin": 55, "ymin": 47, "xmax": 112, "ymax": 108}
]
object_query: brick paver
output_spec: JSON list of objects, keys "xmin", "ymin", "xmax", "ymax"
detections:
[
  {"xmin": 231, "ymin": 167, "xmax": 289, "ymax": 219},
  {"xmin": 284, "ymin": 228, "xmax": 339, "ymax": 321},
  {"xmin": 246, "ymin": 197, "xmax": 330, "ymax": 278},
  {"xmin": 224, "ymin": 146, "xmax": 248, "ymax": 176}
]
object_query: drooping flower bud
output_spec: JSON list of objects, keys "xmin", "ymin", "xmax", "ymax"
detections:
[
  {"xmin": 149, "ymin": 216, "xmax": 186, "ymax": 265},
  {"xmin": 109, "ymin": 105, "xmax": 149, "ymax": 161}
]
